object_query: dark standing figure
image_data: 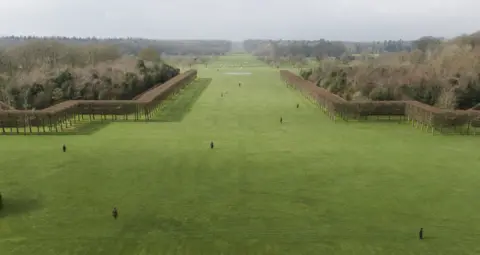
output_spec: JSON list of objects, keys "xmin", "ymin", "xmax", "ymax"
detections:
[
  {"xmin": 62, "ymin": 144, "xmax": 66, "ymax": 152},
  {"xmin": 280, "ymin": 117, "xmax": 283, "ymax": 124},
  {"xmin": 419, "ymin": 228, "xmax": 423, "ymax": 240},
  {"xmin": 296, "ymin": 104, "xmax": 299, "ymax": 108},
  {"xmin": 238, "ymin": 82, "xmax": 241, "ymax": 87},
  {"xmin": 0, "ymin": 192, "xmax": 3, "ymax": 210},
  {"xmin": 210, "ymin": 141, "xmax": 214, "ymax": 149},
  {"xmin": 112, "ymin": 207, "xmax": 118, "ymax": 219}
]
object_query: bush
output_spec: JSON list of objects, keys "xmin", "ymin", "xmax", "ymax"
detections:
[
  {"xmin": 369, "ymin": 87, "xmax": 393, "ymax": 101},
  {"xmin": 455, "ymin": 81, "xmax": 480, "ymax": 110},
  {"xmin": 328, "ymin": 77, "xmax": 347, "ymax": 95},
  {"xmin": 300, "ymin": 69, "xmax": 313, "ymax": 80}
]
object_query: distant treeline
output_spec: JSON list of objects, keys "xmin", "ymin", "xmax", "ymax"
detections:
[
  {"xmin": 243, "ymin": 39, "xmax": 415, "ymax": 59},
  {"xmin": 0, "ymin": 36, "xmax": 232, "ymax": 56}
]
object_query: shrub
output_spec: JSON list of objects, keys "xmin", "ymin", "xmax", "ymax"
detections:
[
  {"xmin": 369, "ymin": 87, "xmax": 393, "ymax": 101},
  {"xmin": 300, "ymin": 69, "xmax": 313, "ymax": 80}
]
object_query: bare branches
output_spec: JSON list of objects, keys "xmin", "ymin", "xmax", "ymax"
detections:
[
  {"xmin": 0, "ymin": 40, "xmax": 181, "ymax": 110},
  {"xmin": 305, "ymin": 35, "xmax": 480, "ymax": 110}
]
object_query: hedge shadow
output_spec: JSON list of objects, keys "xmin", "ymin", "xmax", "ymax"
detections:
[
  {"xmin": 0, "ymin": 197, "xmax": 42, "ymax": 218},
  {"xmin": 152, "ymin": 78, "xmax": 212, "ymax": 122}
]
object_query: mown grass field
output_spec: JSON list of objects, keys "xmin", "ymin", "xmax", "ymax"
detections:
[{"xmin": 1, "ymin": 54, "xmax": 480, "ymax": 254}]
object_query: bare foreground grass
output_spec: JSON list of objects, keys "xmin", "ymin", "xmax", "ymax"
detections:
[{"xmin": 1, "ymin": 55, "xmax": 480, "ymax": 254}]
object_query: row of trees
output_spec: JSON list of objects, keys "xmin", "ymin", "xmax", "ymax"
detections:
[
  {"xmin": 0, "ymin": 40, "xmax": 180, "ymax": 110},
  {"xmin": 0, "ymin": 36, "xmax": 232, "ymax": 56},
  {"xmin": 343, "ymin": 40, "xmax": 413, "ymax": 54},
  {"xmin": 0, "ymin": 41, "xmax": 121, "ymax": 73},
  {"xmin": 300, "ymin": 33, "xmax": 480, "ymax": 110},
  {"xmin": 244, "ymin": 40, "xmax": 348, "ymax": 59},
  {"xmin": 256, "ymin": 56, "xmax": 309, "ymax": 68},
  {"xmin": 162, "ymin": 55, "xmax": 215, "ymax": 69},
  {"xmin": 243, "ymin": 39, "xmax": 417, "ymax": 61}
]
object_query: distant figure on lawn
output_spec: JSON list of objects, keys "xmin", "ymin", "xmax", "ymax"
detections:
[
  {"xmin": 112, "ymin": 207, "xmax": 118, "ymax": 219},
  {"xmin": 62, "ymin": 144, "xmax": 66, "ymax": 152},
  {"xmin": 419, "ymin": 228, "xmax": 423, "ymax": 240},
  {"xmin": 0, "ymin": 192, "xmax": 3, "ymax": 210},
  {"xmin": 238, "ymin": 82, "xmax": 241, "ymax": 87},
  {"xmin": 210, "ymin": 141, "xmax": 214, "ymax": 149},
  {"xmin": 297, "ymin": 104, "xmax": 299, "ymax": 108},
  {"xmin": 280, "ymin": 117, "xmax": 283, "ymax": 124}
]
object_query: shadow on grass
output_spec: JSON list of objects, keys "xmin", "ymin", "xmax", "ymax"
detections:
[
  {"xmin": 343, "ymin": 116, "xmax": 480, "ymax": 136},
  {"xmin": 125, "ymin": 216, "xmax": 187, "ymax": 232},
  {"xmin": 61, "ymin": 121, "xmax": 112, "ymax": 135},
  {"xmin": 152, "ymin": 78, "xmax": 212, "ymax": 122},
  {"xmin": 0, "ymin": 197, "xmax": 42, "ymax": 218},
  {"xmin": 121, "ymin": 215, "xmax": 204, "ymax": 238},
  {"xmin": 344, "ymin": 116, "xmax": 406, "ymax": 124},
  {"xmin": 0, "ymin": 121, "xmax": 112, "ymax": 136}
]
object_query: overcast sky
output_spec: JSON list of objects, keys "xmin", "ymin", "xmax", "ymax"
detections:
[{"xmin": 0, "ymin": 0, "xmax": 478, "ymax": 41}]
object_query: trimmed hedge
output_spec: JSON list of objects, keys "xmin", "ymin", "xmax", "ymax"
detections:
[
  {"xmin": 0, "ymin": 70, "xmax": 198, "ymax": 129},
  {"xmin": 347, "ymin": 101, "xmax": 406, "ymax": 118},
  {"xmin": 281, "ymin": 70, "xmax": 480, "ymax": 132},
  {"xmin": 281, "ymin": 70, "xmax": 344, "ymax": 118}
]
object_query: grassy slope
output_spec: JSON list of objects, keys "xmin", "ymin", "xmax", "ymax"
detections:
[{"xmin": 1, "ymin": 55, "xmax": 480, "ymax": 254}]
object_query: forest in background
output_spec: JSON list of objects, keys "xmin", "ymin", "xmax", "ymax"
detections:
[
  {"xmin": 243, "ymin": 38, "xmax": 416, "ymax": 68},
  {"xmin": 0, "ymin": 36, "xmax": 232, "ymax": 56},
  {"xmin": 243, "ymin": 39, "xmax": 414, "ymax": 58},
  {"xmin": 0, "ymin": 37, "xmax": 231, "ymax": 110}
]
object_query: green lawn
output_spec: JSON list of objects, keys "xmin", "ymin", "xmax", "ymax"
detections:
[{"xmin": 1, "ymin": 55, "xmax": 480, "ymax": 254}]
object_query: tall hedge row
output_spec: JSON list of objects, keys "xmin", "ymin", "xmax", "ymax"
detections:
[
  {"xmin": 0, "ymin": 70, "xmax": 198, "ymax": 129},
  {"xmin": 281, "ymin": 70, "xmax": 480, "ymax": 132}
]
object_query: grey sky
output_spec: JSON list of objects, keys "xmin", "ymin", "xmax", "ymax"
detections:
[{"xmin": 0, "ymin": 0, "xmax": 478, "ymax": 41}]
